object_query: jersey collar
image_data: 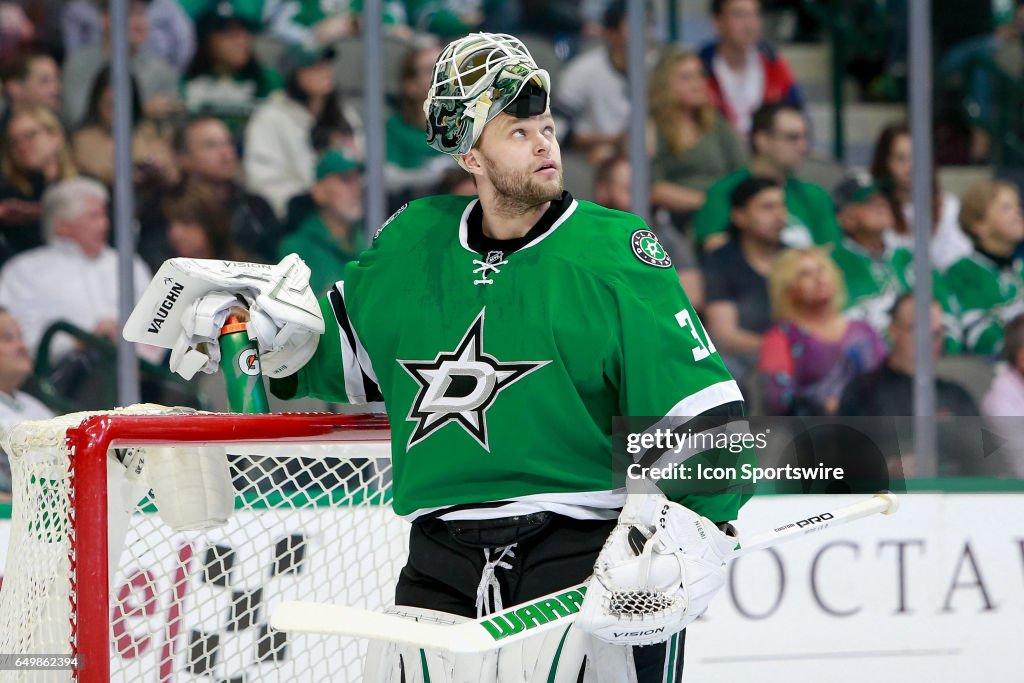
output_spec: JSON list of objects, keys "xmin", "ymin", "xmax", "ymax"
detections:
[
  {"xmin": 974, "ymin": 244, "xmax": 1018, "ymax": 271},
  {"xmin": 458, "ymin": 191, "xmax": 578, "ymax": 256}
]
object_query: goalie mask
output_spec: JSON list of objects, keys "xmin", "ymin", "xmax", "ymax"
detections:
[{"xmin": 424, "ymin": 32, "xmax": 551, "ymax": 156}]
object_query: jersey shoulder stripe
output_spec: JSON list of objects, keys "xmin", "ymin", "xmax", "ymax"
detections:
[{"xmin": 328, "ymin": 283, "xmax": 382, "ymax": 404}]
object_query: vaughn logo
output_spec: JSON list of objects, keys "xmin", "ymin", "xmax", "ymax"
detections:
[
  {"xmin": 480, "ymin": 586, "xmax": 587, "ymax": 641},
  {"xmin": 147, "ymin": 280, "xmax": 185, "ymax": 334}
]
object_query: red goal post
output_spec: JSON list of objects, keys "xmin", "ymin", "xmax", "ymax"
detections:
[{"xmin": 0, "ymin": 406, "xmax": 399, "ymax": 682}]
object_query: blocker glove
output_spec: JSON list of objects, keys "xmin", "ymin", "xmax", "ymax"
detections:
[{"xmin": 123, "ymin": 254, "xmax": 325, "ymax": 380}]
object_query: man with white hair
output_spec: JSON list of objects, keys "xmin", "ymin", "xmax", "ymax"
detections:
[
  {"xmin": 143, "ymin": 32, "xmax": 748, "ymax": 681},
  {"xmin": 0, "ymin": 177, "xmax": 152, "ymax": 361},
  {"xmin": 0, "ymin": 306, "xmax": 53, "ymax": 501}
]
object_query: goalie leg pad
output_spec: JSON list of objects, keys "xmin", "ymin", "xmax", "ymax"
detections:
[
  {"xmin": 499, "ymin": 626, "xmax": 651, "ymax": 683},
  {"xmin": 363, "ymin": 606, "xmax": 497, "ymax": 683},
  {"xmin": 363, "ymin": 620, "xmax": 639, "ymax": 683}
]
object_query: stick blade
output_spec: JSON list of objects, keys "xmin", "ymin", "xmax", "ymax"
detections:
[{"xmin": 269, "ymin": 601, "xmax": 499, "ymax": 653}]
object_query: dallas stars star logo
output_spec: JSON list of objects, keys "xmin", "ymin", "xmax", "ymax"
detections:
[{"xmin": 399, "ymin": 309, "xmax": 549, "ymax": 451}]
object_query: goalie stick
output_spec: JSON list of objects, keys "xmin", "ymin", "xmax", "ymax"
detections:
[{"xmin": 269, "ymin": 492, "xmax": 899, "ymax": 653}]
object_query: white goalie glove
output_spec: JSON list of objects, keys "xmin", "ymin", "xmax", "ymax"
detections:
[
  {"xmin": 123, "ymin": 254, "xmax": 325, "ymax": 380},
  {"xmin": 576, "ymin": 495, "xmax": 736, "ymax": 646},
  {"xmin": 114, "ymin": 443, "xmax": 235, "ymax": 531}
]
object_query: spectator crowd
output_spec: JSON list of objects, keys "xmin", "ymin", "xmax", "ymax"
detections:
[{"xmin": 0, "ymin": 0, "xmax": 1021, "ymax": 494}]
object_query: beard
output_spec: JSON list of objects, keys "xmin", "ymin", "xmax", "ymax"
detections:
[{"xmin": 482, "ymin": 154, "xmax": 564, "ymax": 215}]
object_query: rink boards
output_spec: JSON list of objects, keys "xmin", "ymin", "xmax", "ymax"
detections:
[{"xmin": 0, "ymin": 492, "xmax": 1018, "ymax": 682}]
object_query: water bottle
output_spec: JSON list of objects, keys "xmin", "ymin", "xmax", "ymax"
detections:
[{"xmin": 218, "ymin": 314, "xmax": 269, "ymax": 414}]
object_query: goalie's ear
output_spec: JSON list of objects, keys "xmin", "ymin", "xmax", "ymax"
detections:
[{"xmin": 459, "ymin": 149, "xmax": 484, "ymax": 175}]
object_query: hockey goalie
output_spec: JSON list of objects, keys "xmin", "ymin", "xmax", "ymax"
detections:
[{"xmin": 125, "ymin": 31, "xmax": 751, "ymax": 682}]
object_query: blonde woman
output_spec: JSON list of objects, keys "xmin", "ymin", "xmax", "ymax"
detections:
[
  {"xmin": 648, "ymin": 47, "xmax": 746, "ymax": 224},
  {"xmin": 0, "ymin": 106, "xmax": 77, "ymax": 260},
  {"xmin": 946, "ymin": 179, "xmax": 1024, "ymax": 355},
  {"xmin": 757, "ymin": 248, "xmax": 886, "ymax": 415}
]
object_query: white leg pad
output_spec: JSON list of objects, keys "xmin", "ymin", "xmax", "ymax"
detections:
[
  {"xmin": 500, "ymin": 624, "xmax": 636, "ymax": 683},
  {"xmin": 362, "ymin": 610, "xmax": 638, "ymax": 683},
  {"xmin": 363, "ymin": 606, "xmax": 497, "ymax": 683}
]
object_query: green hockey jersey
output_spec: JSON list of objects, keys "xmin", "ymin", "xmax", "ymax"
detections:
[
  {"xmin": 831, "ymin": 238, "xmax": 962, "ymax": 351},
  {"xmin": 272, "ymin": 193, "xmax": 749, "ymax": 523},
  {"xmin": 830, "ymin": 238, "xmax": 905, "ymax": 332},
  {"xmin": 945, "ymin": 250, "xmax": 1024, "ymax": 354},
  {"xmin": 694, "ymin": 168, "xmax": 842, "ymax": 249}
]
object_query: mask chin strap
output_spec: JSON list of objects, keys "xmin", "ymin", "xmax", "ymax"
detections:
[
  {"xmin": 468, "ymin": 93, "xmax": 494, "ymax": 149},
  {"xmin": 453, "ymin": 92, "xmax": 494, "ymax": 171}
]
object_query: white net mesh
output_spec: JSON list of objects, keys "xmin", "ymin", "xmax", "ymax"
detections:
[{"xmin": 0, "ymin": 406, "xmax": 406, "ymax": 683}]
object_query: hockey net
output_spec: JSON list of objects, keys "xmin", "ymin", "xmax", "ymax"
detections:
[{"xmin": 0, "ymin": 405, "xmax": 406, "ymax": 682}]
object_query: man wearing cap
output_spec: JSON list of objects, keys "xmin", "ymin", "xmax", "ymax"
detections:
[
  {"xmin": 830, "ymin": 177, "xmax": 960, "ymax": 346},
  {"xmin": 829, "ymin": 178, "xmax": 905, "ymax": 334},
  {"xmin": 159, "ymin": 32, "xmax": 747, "ymax": 681},
  {"xmin": 702, "ymin": 176, "xmax": 785, "ymax": 379},
  {"xmin": 244, "ymin": 42, "xmax": 362, "ymax": 218},
  {"xmin": 277, "ymin": 151, "xmax": 364, "ymax": 295}
]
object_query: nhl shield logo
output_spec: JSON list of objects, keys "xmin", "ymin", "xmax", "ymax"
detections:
[{"xmin": 630, "ymin": 229, "xmax": 673, "ymax": 268}]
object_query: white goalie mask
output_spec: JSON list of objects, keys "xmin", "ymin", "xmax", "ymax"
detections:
[{"xmin": 423, "ymin": 32, "xmax": 551, "ymax": 156}]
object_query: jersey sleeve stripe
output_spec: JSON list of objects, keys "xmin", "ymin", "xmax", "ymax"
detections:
[
  {"xmin": 636, "ymin": 415, "xmax": 748, "ymax": 470},
  {"xmin": 328, "ymin": 283, "xmax": 382, "ymax": 404},
  {"xmin": 628, "ymin": 379, "xmax": 746, "ymax": 466},
  {"xmin": 665, "ymin": 379, "xmax": 744, "ymax": 418}
]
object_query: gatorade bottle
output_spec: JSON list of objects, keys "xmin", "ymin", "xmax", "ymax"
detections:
[{"xmin": 218, "ymin": 314, "xmax": 269, "ymax": 414}]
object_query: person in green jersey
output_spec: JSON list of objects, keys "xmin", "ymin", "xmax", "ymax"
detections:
[
  {"xmin": 160, "ymin": 32, "xmax": 748, "ymax": 681},
  {"xmin": 182, "ymin": 4, "xmax": 283, "ymax": 131},
  {"xmin": 830, "ymin": 177, "xmax": 963, "ymax": 350},
  {"xmin": 947, "ymin": 179, "xmax": 1024, "ymax": 355},
  {"xmin": 830, "ymin": 178, "xmax": 905, "ymax": 333},
  {"xmin": 693, "ymin": 101, "xmax": 841, "ymax": 253}
]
